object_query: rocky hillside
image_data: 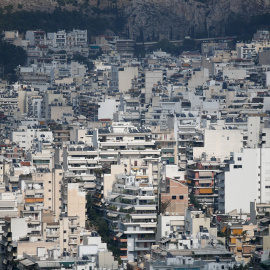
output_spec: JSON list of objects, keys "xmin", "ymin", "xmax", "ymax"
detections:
[{"xmin": 1, "ymin": 0, "xmax": 270, "ymax": 39}]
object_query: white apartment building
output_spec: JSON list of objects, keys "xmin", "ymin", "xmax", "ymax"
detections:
[
  {"xmin": 63, "ymin": 144, "xmax": 100, "ymax": 186},
  {"xmin": 185, "ymin": 209, "xmax": 216, "ymax": 237},
  {"xmin": 173, "ymin": 111, "xmax": 201, "ymax": 170},
  {"xmin": 118, "ymin": 66, "xmax": 138, "ymax": 93},
  {"xmin": 96, "ymin": 123, "xmax": 161, "ymax": 192},
  {"xmin": 156, "ymin": 215, "xmax": 185, "ymax": 241},
  {"xmin": 48, "ymin": 30, "xmax": 67, "ymax": 48},
  {"xmin": 11, "ymin": 128, "xmax": 53, "ymax": 149},
  {"xmin": 103, "ymin": 174, "xmax": 157, "ymax": 262},
  {"xmin": 193, "ymin": 128, "xmax": 243, "ymax": 162},
  {"xmin": 144, "ymin": 70, "xmax": 163, "ymax": 104},
  {"xmin": 66, "ymin": 29, "xmax": 87, "ymax": 47},
  {"xmin": 218, "ymin": 148, "xmax": 270, "ymax": 213}
]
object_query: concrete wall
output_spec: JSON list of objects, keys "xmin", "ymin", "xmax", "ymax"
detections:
[
  {"xmin": 161, "ymin": 179, "xmax": 188, "ymax": 216},
  {"xmin": 67, "ymin": 183, "xmax": 86, "ymax": 227},
  {"xmin": 224, "ymin": 149, "xmax": 259, "ymax": 213},
  {"xmin": 11, "ymin": 218, "xmax": 28, "ymax": 241},
  {"xmin": 193, "ymin": 129, "xmax": 242, "ymax": 161},
  {"xmin": 118, "ymin": 66, "xmax": 138, "ymax": 93},
  {"xmin": 156, "ymin": 215, "xmax": 184, "ymax": 240},
  {"xmin": 98, "ymin": 99, "xmax": 119, "ymax": 120},
  {"xmin": 223, "ymin": 69, "xmax": 247, "ymax": 80}
]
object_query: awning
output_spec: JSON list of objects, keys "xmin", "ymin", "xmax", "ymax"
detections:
[
  {"xmin": 84, "ymin": 182, "xmax": 95, "ymax": 189},
  {"xmin": 109, "ymin": 194, "xmax": 119, "ymax": 200},
  {"xmin": 116, "ymin": 232, "xmax": 123, "ymax": 238},
  {"xmin": 20, "ymin": 259, "xmax": 35, "ymax": 267},
  {"xmin": 136, "ymin": 175, "xmax": 148, "ymax": 179},
  {"xmin": 122, "ymin": 196, "xmax": 133, "ymax": 200},
  {"xmin": 0, "ymin": 201, "xmax": 16, "ymax": 207},
  {"xmin": 171, "ymin": 220, "xmax": 184, "ymax": 226},
  {"xmin": 107, "ymin": 213, "xmax": 119, "ymax": 218},
  {"xmin": 38, "ymin": 261, "xmax": 61, "ymax": 268},
  {"xmin": 124, "ymin": 206, "xmax": 133, "ymax": 210},
  {"xmin": 140, "ymin": 224, "xmax": 156, "ymax": 228},
  {"xmin": 199, "ymin": 188, "xmax": 213, "ymax": 194},
  {"xmin": 199, "ymin": 171, "xmax": 212, "ymax": 177},
  {"xmin": 126, "ymin": 186, "xmax": 139, "ymax": 190},
  {"xmin": 138, "ymin": 196, "xmax": 155, "ymax": 200},
  {"xmin": 198, "ymin": 179, "xmax": 213, "ymax": 184},
  {"xmin": 132, "ymin": 215, "xmax": 157, "ymax": 219},
  {"xmin": 134, "ymin": 206, "xmax": 156, "ymax": 211}
]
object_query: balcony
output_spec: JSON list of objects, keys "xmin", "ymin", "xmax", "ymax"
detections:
[
  {"xmin": 68, "ymin": 221, "xmax": 79, "ymax": 228},
  {"xmin": 47, "ymin": 231, "xmax": 60, "ymax": 237},
  {"xmin": 135, "ymin": 246, "xmax": 151, "ymax": 251},
  {"xmin": 136, "ymin": 237, "xmax": 156, "ymax": 242},
  {"xmin": 69, "ymin": 240, "xmax": 78, "ymax": 245}
]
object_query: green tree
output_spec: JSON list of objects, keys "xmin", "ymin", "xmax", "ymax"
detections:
[
  {"xmin": 0, "ymin": 40, "xmax": 27, "ymax": 82},
  {"xmin": 189, "ymin": 194, "xmax": 202, "ymax": 209}
]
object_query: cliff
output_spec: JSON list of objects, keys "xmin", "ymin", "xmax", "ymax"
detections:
[{"xmin": 1, "ymin": 0, "xmax": 270, "ymax": 39}]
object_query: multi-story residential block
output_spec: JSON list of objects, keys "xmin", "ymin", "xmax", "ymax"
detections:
[
  {"xmin": 11, "ymin": 127, "xmax": 53, "ymax": 149},
  {"xmin": 187, "ymin": 160, "xmax": 221, "ymax": 210},
  {"xmin": 160, "ymin": 177, "xmax": 188, "ymax": 216},
  {"xmin": 63, "ymin": 144, "xmax": 100, "ymax": 187},
  {"xmin": 217, "ymin": 148, "xmax": 270, "ymax": 214},
  {"xmin": 101, "ymin": 174, "xmax": 157, "ymax": 262},
  {"xmin": 25, "ymin": 30, "xmax": 47, "ymax": 46}
]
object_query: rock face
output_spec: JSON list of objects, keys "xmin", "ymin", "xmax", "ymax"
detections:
[
  {"xmin": 122, "ymin": 0, "xmax": 270, "ymax": 40},
  {"xmin": 1, "ymin": 0, "xmax": 270, "ymax": 38}
]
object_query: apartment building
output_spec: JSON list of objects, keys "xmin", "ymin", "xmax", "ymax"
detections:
[
  {"xmin": 11, "ymin": 127, "xmax": 53, "ymax": 150},
  {"xmin": 103, "ymin": 174, "xmax": 157, "ymax": 262},
  {"xmin": 63, "ymin": 144, "xmax": 100, "ymax": 186},
  {"xmin": 174, "ymin": 112, "xmax": 202, "ymax": 170},
  {"xmin": 160, "ymin": 178, "xmax": 188, "ymax": 216},
  {"xmin": 186, "ymin": 160, "xmax": 221, "ymax": 209},
  {"xmin": 218, "ymin": 148, "xmax": 270, "ymax": 214}
]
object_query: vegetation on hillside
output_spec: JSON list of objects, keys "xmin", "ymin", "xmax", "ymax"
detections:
[
  {"xmin": 0, "ymin": 9, "xmax": 110, "ymax": 36},
  {"xmin": 0, "ymin": 40, "xmax": 27, "ymax": 83}
]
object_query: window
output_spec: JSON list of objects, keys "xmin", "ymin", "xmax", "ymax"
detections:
[
  {"xmin": 172, "ymin": 196, "xmax": 176, "ymax": 200},
  {"xmin": 64, "ymin": 239, "xmax": 66, "ymax": 242},
  {"xmin": 49, "ymin": 181, "xmax": 51, "ymax": 184},
  {"xmin": 179, "ymin": 195, "xmax": 184, "ymax": 200},
  {"xmin": 49, "ymin": 198, "xmax": 51, "ymax": 200},
  {"xmin": 64, "ymin": 230, "xmax": 66, "ymax": 233},
  {"xmin": 234, "ymin": 165, "xmax": 242, "ymax": 169},
  {"xmin": 59, "ymin": 173, "xmax": 62, "ymax": 175},
  {"xmin": 49, "ymin": 189, "xmax": 51, "ymax": 192},
  {"xmin": 238, "ymin": 157, "xmax": 242, "ymax": 161},
  {"xmin": 227, "ymin": 137, "xmax": 229, "ymax": 140}
]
